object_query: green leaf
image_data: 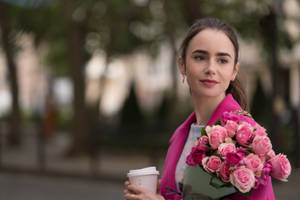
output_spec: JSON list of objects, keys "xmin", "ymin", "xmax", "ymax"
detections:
[
  {"xmin": 215, "ymin": 119, "xmax": 222, "ymax": 125},
  {"xmin": 201, "ymin": 127, "xmax": 207, "ymax": 137},
  {"xmin": 166, "ymin": 186, "xmax": 182, "ymax": 196}
]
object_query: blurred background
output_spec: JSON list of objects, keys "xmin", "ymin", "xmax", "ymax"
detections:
[{"xmin": 0, "ymin": 0, "xmax": 299, "ymax": 199}]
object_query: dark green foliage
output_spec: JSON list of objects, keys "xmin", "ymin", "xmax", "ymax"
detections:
[
  {"xmin": 45, "ymin": 38, "xmax": 68, "ymax": 76},
  {"xmin": 155, "ymin": 93, "xmax": 171, "ymax": 130},
  {"xmin": 119, "ymin": 82, "xmax": 145, "ymax": 134},
  {"xmin": 250, "ymin": 78, "xmax": 271, "ymax": 129}
]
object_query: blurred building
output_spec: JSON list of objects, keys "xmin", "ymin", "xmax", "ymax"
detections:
[{"xmin": 0, "ymin": 33, "xmax": 48, "ymax": 116}]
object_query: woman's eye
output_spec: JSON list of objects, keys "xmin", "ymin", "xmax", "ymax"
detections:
[
  {"xmin": 194, "ymin": 55, "xmax": 205, "ymax": 61},
  {"xmin": 218, "ymin": 58, "xmax": 228, "ymax": 64}
]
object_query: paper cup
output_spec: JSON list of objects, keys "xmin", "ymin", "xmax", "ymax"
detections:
[{"xmin": 127, "ymin": 166, "xmax": 159, "ymax": 194}]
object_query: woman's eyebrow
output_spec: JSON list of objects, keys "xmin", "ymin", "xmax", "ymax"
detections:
[
  {"xmin": 192, "ymin": 50, "xmax": 232, "ymax": 58},
  {"xmin": 216, "ymin": 52, "xmax": 232, "ymax": 58},
  {"xmin": 192, "ymin": 49, "xmax": 208, "ymax": 55}
]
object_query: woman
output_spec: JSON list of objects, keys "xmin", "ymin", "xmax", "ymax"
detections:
[{"xmin": 124, "ymin": 18, "xmax": 275, "ymax": 200}]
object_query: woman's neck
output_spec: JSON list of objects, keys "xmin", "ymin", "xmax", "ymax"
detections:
[{"xmin": 192, "ymin": 93, "xmax": 226, "ymax": 125}]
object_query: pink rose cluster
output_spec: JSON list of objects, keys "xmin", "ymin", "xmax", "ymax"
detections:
[{"xmin": 186, "ymin": 111, "xmax": 291, "ymax": 194}]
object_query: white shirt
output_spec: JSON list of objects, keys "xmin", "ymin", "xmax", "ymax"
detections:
[{"xmin": 175, "ymin": 123, "xmax": 204, "ymax": 191}]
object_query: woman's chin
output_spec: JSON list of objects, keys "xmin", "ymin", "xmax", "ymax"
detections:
[{"xmin": 192, "ymin": 89, "xmax": 225, "ymax": 99}]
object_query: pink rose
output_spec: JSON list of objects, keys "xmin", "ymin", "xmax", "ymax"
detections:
[
  {"xmin": 254, "ymin": 124, "xmax": 267, "ymax": 136},
  {"xmin": 262, "ymin": 162, "xmax": 272, "ymax": 177},
  {"xmin": 222, "ymin": 111, "xmax": 255, "ymax": 126},
  {"xmin": 230, "ymin": 166, "xmax": 255, "ymax": 193},
  {"xmin": 196, "ymin": 136, "xmax": 209, "ymax": 148},
  {"xmin": 244, "ymin": 154, "xmax": 263, "ymax": 176},
  {"xmin": 226, "ymin": 152, "xmax": 242, "ymax": 166},
  {"xmin": 217, "ymin": 143, "xmax": 236, "ymax": 159},
  {"xmin": 224, "ymin": 120, "xmax": 238, "ymax": 137},
  {"xmin": 255, "ymin": 162, "xmax": 272, "ymax": 188},
  {"xmin": 225, "ymin": 137, "xmax": 233, "ymax": 143},
  {"xmin": 252, "ymin": 136, "xmax": 272, "ymax": 156},
  {"xmin": 236, "ymin": 122, "xmax": 254, "ymax": 146},
  {"xmin": 202, "ymin": 155, "xmax": 222, "ymax": 173},
  {"xmin": 270, "ymin": 154, "xmax": 291, "ymax": 180},
  {"xmin": 259, "ymin": 155, "xmax": 266, "ymax": 163},
  {"xmin": 186, "ymin": 146, "xmax": 206, "ymax": 166},
  {"xmin": 236, "ymin": 147, "xmax": 249, "ymax": 158},
  {"xmin": 218, "ymin": 161, "xmax": 231, "ymax": 182},
  {"xmin": 207, "ymin": 125, "xmax": 226, "ymax": 149},
  {"xmin": 266, "ymin": 149, "xmax": 276, "ymax": 160}
]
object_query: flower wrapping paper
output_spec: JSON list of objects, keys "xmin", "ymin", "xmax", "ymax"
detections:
[{"xmin": 183, "ymin": 165, "xmax": 236, "ymax": 200}]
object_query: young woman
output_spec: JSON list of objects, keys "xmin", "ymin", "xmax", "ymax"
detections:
[{"xmin": 124, "ymin": 18, "xmax": 275, "ymax": 200}]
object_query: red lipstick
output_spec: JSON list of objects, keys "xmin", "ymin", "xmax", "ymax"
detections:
[{"xmin": 200, "ymin": 79, "xmax": 218, "ymax": 87}]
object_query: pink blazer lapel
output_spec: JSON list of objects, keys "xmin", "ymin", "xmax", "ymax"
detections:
[{"xmin": 207, "ymin": 94, "xmax": 242, "ymax": 125}]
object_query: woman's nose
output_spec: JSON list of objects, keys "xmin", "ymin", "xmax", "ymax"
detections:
[{"xmin": 204, "ymin": 60, "xmax": 216, "ymax": 75}]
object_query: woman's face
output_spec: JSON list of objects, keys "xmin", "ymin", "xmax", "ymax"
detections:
[{"xmin": 179, "ymin": 29, "xmax": 239, "ymax": 99}]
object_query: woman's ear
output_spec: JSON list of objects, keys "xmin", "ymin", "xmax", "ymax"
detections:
[
  {"xmin": 178, "ymin": 57, "xmax": 186, "ymax": 76},
  {"xmin": 231, "ymin": 62, "xmax": 240, "ymax": 81}
]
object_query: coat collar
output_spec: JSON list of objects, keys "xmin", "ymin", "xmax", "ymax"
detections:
[
  {"xmin": 207, "ymin": 93, "xmax": 242, "ymax": 125},
  {"xmin": 170, "ymin": 93, "xmax": 242, "ymax": 142}
]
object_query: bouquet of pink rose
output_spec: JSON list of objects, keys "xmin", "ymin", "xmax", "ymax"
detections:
[{"xmin": 185, "ymin": 110, "xmax": 291, "ymax": 195}]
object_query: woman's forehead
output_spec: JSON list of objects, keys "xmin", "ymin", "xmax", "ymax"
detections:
[{"xmin": 187, "ymin": 29, "xmax": 235, "ymax": 56}]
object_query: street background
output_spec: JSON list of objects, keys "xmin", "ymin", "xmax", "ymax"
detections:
[{"xmin": 0, "ymin": 0, "xmax": 300, "ymax": 199}]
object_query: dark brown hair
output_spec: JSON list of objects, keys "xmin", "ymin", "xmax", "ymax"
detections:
[{"xmin": 179, "ymin": 18, "xmax": 248, "ymax": 110}]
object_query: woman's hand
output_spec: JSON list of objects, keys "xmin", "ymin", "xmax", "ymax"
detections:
[{"xmin": 124, "ymin": 180, "xmax": 165, "ymax": 200}]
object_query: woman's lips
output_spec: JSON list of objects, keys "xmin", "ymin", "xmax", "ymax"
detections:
[{"xmin": 200, "ymin": 79, "xmax": 218, "ymax": 87}]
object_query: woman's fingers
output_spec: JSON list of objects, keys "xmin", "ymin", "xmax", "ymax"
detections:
[
  {"xmin": 124, "ymin": 181, "xmax": 143, "ymax": 199},
  {"xmin": 127, "ymin": 183, "xmax": 146, "ymax": 194},
  {"xmin": 124, "ymin": 189, "xmax": 129, "ymax": 195},
  {"xmin": 125, "ymin": 181, "xmax": 130, "ymax": 186},
  {"xmin": 124, "ymin": 181, "xmax": 165, "ymax": 200},
  {"xmin": 124, "ymin": 193, "xmax": 141, "ymax": 200}
]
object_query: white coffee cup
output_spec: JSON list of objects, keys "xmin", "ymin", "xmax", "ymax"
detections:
[{"xmin": 127, "ymin": 166, "xmax": 160, "ymax": 194}]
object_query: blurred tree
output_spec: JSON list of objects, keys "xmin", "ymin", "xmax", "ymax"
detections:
[
  {"xmin": 258, "ymin": 0, "xmax": 286, "ymax": 153},
  {"xmin": 57, "ymin": 0, "xmax": 163, "ymax": 153},
  {"xmin": 59, "ymin": 0, "xmax": 94, "ymax": 155},
  {"xmin": 180, "ymin": 0, "xmax": 203, "ymax": 25},
  {"xmin": 0, "ymin": 2, "xmax": 21, "ymax": 146},
  {"xmin": 0, "ymin": 0, "xmax": 93, "ymax": 154},
  {"xmin": 0, "ymin": 0, "xmax": 69, "ymax": 147},
  {"xmin": 250, "ymin": 77, "xmax": 272, "ymax": 129},
  {"xmin": 162, "ymin": 0, "xmax": 186, "ymax": 124},
  {"xmin": 87, "ymin": 0, "xmax": 154, "ymax": 112}
]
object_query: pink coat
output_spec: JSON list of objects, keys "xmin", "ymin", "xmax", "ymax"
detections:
[{"xmin": 160, "ymin": 94, "xmax": 275, "ymax": 200}]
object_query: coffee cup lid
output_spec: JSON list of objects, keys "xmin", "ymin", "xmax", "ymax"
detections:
[{"xmin": 127, "ymin": 166, "xmax": 159, "ymax": 177}]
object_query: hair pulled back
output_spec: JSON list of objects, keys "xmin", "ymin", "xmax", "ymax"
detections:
[{"xmin": 179, "ymin": 18, "xmax": 248, "ymax": 110}]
